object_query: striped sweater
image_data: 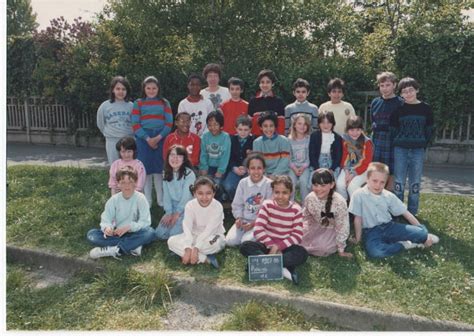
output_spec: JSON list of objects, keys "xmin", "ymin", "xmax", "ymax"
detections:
[
  {"xmin": 131, "ymin": 97, "xmax": 173, "ymax": 140},
  {"xmin": 254, "ymin": 199, "xmax": 304, "ymax": 251},
  {"xmin": 252, "ymin": 134, "xmax": 290, "ymax": 175}
]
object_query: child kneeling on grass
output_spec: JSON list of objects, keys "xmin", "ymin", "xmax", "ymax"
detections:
[
  {"xmin": 87, "ymin": 167, "xmax": 156, "ymax": 259},
  {"xmin": 348, "ymin": 162, "xmax": 439, "ymax": 259},
  {"xmin": 240, "ymin": 175, "xmax": 308, "ymax": 285},
  {"xmin": 167, "ymin": 176, "xmax": 226, "ymax": 268}
]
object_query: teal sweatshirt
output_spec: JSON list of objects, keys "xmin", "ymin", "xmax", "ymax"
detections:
[{"xmin": 199, "ymin": 131, "xmax": 231, "ymax": 174}]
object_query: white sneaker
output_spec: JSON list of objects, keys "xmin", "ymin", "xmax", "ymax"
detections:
[
  {"xmin": 427, "ymin": 233, "xmax": 440, "ymax": 245},
  {"xmin": 282, "ymin": 267, "xmax": 292, "ymax": 281},
  {"xmin": 130, "ymin": 245, "xmax": 142, "ymax": 257},
  {"xmin": 89, "ymin": 246, "xmax": 121, "ymax": 259},
  {"xmin": 399, "ymin": 240, "xmax": 424, "ymax": 250}
]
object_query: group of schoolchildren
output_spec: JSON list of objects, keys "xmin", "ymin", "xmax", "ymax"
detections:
[{"xmin": 91, "ymin": 65, "xmax": 439, "ymax": 284}]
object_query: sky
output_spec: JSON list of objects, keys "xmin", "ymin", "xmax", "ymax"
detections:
[{"xmin": 31, "ymin": 0, "xmax": 108, "ymax": 29}]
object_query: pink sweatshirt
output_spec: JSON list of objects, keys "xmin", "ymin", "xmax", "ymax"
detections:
[{"xmin": 108, "ymin": 159, "xmax": 146, "ymax": 192}]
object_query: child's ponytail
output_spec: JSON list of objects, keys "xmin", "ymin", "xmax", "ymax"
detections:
[{"xmin": 322, "ymin": 188, "xmax": 335, "ymax": 226}]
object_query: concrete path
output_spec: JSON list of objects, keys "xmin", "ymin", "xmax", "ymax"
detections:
[{"xmin": 6, "ymin": 142, "xmax": 474, "ymax": 196}]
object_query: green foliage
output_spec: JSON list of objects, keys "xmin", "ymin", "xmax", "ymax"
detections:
[
  {"xmin": 7, "ymin": 0, "xmax": 38, "ymax": 37},
  {"xmin": 7, "ymin": 36, "xmax": 37, "ymax": 98}
]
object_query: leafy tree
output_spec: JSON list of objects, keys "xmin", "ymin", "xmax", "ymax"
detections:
[{"xmin": 7, "ymin": 0, "xmax": 38, "ymax": 37}]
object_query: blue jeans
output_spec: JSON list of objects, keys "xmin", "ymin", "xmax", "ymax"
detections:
[
  {"xmin": 289, "ymin": 168, "xmax": 311, "ymax": 201},
  {"xmin": 86, "ymin": 227, "xmax": 156, "ymax": 254},
  {"xmin": 155, "ymin": 213, "xmax": 184, "ymax": 240},
  {"xmin": 207, "ymin": 166, "xmax": 226, "ymax": 201},
  {"xmin": 223, "ymin": 170, "xmax": 246, "ymax": 200},
  {"xmin": 363, "ymin": 221, "xmax": 428, "ymax": 258},
  {"xmin": 394, "ymin": 147, "xmax": 425, "ymax": 215}
]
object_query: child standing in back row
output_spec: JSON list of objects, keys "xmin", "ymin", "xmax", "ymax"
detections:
[
  {"xmin": 220, "ymin": 77, "xmax": 249, "ymax": 135},
  {"xmin": 248, "ymin": 69, "xmax": 286, "ymax": 136},
  {"xmin": 132, "ymin": 76, "xmax": 173, "ymax": 208},
  {"xmin": 370, "ymin": 72, "xmax": 404, "ymax": 190},
  {"xmin": 336, "ymin": 116, "xmax": 373, "ymax": 200},
  {"xmin": 390, "ymin": 77, "xmax": 434, "ymax": 215},
  {"xmin": 96, "ymin": 76, "xmax": 134, "ymax": 165},
  {"xmin": 167, "ymin": 176, "xmax": 226, "ymax": 268},
  {"xmin": 284, "ymin": 78, "xmax": 319, "ymax": 135},
  {"xmin": 178, "ymin": 74, "xmax": 214, "ymax": 136},
  {"xmin": 319, "ymin": 78, "xmax": 355, "ymax": 136}
]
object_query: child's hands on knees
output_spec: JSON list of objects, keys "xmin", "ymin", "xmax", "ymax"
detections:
[
  {"xmin": 269, "ymin": 245, "xmax": 280, "ymax": 255},
  {"xmin": 114, "ymin": 225, "xmax": 130, "ymax": 237},
  {"xmin": 242, "ymin": 222, "xmax": 254, "ymax": 232},
  {"xmin": 103, "ymin": 227, "xmax": 114, "ymax": 237},
  {"xmin": 190, "ymin": 247, "xmax": 199, "ymax": 264},
  {"xmin": 182, "ymin": 248, "xmax": 192, "ymax": 264}
]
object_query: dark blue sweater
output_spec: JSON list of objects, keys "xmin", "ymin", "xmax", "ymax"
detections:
[
  {"xmin": 228, "ymin": 134, "xmax": 256, "ymax": 171},
  {"xmin": 389, "ymin": 101, "xmax": 434, "ymax": 148},
  {"xmin": 309, "ymin": 130, "xmax": 343, "ymax": 171}
]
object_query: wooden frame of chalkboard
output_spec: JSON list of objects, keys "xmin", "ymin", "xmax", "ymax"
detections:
[{"xmin": 248, "ymin": 254, "xmax": 283, "ymax": 281}]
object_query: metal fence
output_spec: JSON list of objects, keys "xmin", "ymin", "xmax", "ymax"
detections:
[
  {"xmin": 6, "ymin": 95, "xmax": 473, "ymax": 145},
  {"xmin": 7, "ymin": 96, "xmax": 89, "ymax": 134}
]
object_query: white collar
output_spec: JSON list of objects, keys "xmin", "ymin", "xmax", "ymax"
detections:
[{"xmin": 247, "ymin": 176, "xmax": 267, "ymax": 188}]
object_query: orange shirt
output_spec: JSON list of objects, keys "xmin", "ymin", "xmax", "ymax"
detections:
[{"xmin": 220, "ymin": 99, "xmax": 248, "ymax": 135}]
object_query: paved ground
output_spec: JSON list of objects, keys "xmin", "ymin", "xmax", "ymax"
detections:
[{"xmin": 6, "ymin": 142, "xmax": 474, "ymax": 196}]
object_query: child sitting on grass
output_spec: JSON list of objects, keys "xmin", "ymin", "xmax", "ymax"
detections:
[
  {"xmin": 108, "ymin": 136, "xmax": 146, "ymax": 195},
  {"xmin": 155, "ymin": 145, "xmax": 196, "ymax": 240},
  {"xmin": 348, "ymin": 162, "xmax": 439, "ymax": 259},
  {"xmin": 301, "ymin": 168, "xmax": 352, "ymax": 258},
  {"xmin": 87, "ymin": 167, "xmax": 156, "ymax": 259},
  {"xmin": 240, "ymin": 176, "xmax": 308, "ymax": 285},
  {"xmin": 225, "ymin": 152, "xmax": 273, "ymax": 247},
  {"xmin": 167, "ymin": 176, "xmax": 226, "ymax": 268}
]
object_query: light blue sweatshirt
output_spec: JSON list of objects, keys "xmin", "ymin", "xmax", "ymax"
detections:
[
  {"xmin": 199, "ymin": 131, "xmax": 231, "ymax": 174},
  {"xmin": 163, "ymin": 168, "xmax": 196, "ymax": 215},
  {"xmin": 100, "ymin": 191, "xmax": 151, "ymax": 232}
]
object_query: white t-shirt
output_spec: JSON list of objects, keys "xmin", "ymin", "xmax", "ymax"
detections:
[
  {"xmin": 200, "ymin": 86, "xmax": 231, "ymax": 110},
  {"xmin": 177, "ymin": 98, "xmax": 214, "ymax": 136}
]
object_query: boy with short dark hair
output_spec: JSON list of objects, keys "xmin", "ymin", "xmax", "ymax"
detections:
[
  {"xmin": 222, "ymin": 115, "xmax": 255, "ymax": 199},
  {"xmin": 200, "ymin": 63, "xmax": 231, "ymax": 109},
  {"xmin": 248, "ymin": 69, "xmax": 286, "ymax": 136},
  {"xmin": 220, "ymin": 77, "xmax": 249, "ymax": 135},
  {"xmin": 349, "ymin": 162, "xmax": 439, "ymax": 259},
  {"xmin": 319, "ymin": 78, "xmax": 355, "ymax": 135},
  {"xmin": 252, "ymin": 111, "xmax": 290, "ymax": 179},
  {"xmin": 199, "ymin": 111, "xmax": 231, "ymax": 193},
  {"xmin": 177, "ymin": 73, "xmax": 214, "ymax": 136},
  {"xmin": 163, "ymin": 112, "xmax": 201, "ymax": 168},
  {"xmin": 390, "ymin": 77, "xmax": 434, "ymax": 215},
  {"xmin": 87, "ymin": 167, "xmax": 156, "ymax": 259},
  {"xmin": 284, "ymin": 78, "xmax": 319, "ymax": 135}
]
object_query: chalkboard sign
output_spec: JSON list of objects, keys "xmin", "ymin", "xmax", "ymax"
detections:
[{"xmin": 248, "ymin": 254, "xmax": 283, "ymax": 281}]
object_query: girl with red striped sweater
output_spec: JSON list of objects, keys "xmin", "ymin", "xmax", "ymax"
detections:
[
  {"xmin": 336, "ymin": 116, "xmax": 373, "ymax": 200},
  {"xmin": 240, "ymin": 175, "xmax": 308, "ymax": 285},
  {"xmin": 131, "ymin": 76, "xmax": 174, "ymax": 207}
]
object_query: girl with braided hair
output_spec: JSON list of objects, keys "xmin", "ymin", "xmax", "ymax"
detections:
[{"xmin": 300, "ymin": 168, "xmax": 352, "ymax": 258}]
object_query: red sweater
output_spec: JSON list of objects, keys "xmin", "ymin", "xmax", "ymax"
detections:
[
  {"xmin": 220, "ymin": 99, "xmax": 248, "ymax": 135},
  {"xmin": 340, "ymin": 138, "xmax": 373, "ymax": 175},
  {"xmin": 163, "ymin": 130, "xmax": 201, "ymax": 167},
  {"xmin": 254, "ymin": 200, "xmax": 304, "ymax": 251}
]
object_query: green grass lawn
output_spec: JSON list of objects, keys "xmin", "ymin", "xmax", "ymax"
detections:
[{"xmin": 6, "ymin": 165, "xmax": 474, "ymax": 325}]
